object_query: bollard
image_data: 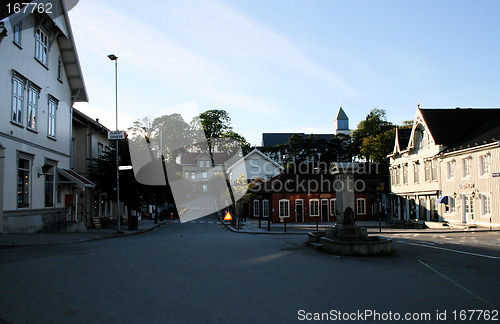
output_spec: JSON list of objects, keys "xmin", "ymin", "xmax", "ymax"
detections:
[
  {"xmin": 284, "ymin": 219, "xmax": 287, "ymax": 233},
  {"xmin": 268, "ymin": 217, "xmax": 271, "ymax": 231},
  {"xmin": 316, "ymin": 219, "xmax": 319, "ymax": 231}
]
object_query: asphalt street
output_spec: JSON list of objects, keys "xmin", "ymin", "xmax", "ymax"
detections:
[{"xmin": 1, "ymin": 214, "xmax": 498, "ymax": 323}]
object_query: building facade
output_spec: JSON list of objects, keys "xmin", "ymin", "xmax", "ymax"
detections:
[
  {"xmin": 389, "ymin": 108, "xmax": 500, "ymax": 227},
  {"xmin": 0, "ymin": 2, "xmax": 88, "ymax": 232}
]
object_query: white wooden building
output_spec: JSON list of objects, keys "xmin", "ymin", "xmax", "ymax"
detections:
[
  {"xmin": 0, "ymin": 1, "xmax": 89, "ymax": 232},
  {"xmin": 389, "ymin": 107, "xmax": 500, "ymax": 227}
]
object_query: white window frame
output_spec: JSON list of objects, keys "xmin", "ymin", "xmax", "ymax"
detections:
[
  {"xmin": 205, "ymin": 160, "xmax": 211, "ymax": 168},
  {"xmin": 448, "ymin": 196, "xmax": 456, "ymax": 214},
  {"xmin": 35, "ymin": 28, "xmax": 49, "ymax": 66},
  {"xmin": 279, "ymin": 199, "xmax": 290, "ymax": 218},
  {"xmin": 481, "ymin": 194, "xmax": 491, "ymax": 217},
  {"xmin": 199, "ymin": 160, "xmax": 204, "ymax": 168},
  {"xmin": 17, "ymin": 156, "xmax": 32, "ymax": 209},
  {"xmin": 262, "ymin": 200, "xmax": 269, "ymax": 218},
  {"xmin": 253, "ymin": 200, "xmax": 260, "ymax": 217},
  {"xmin": 462, "ymin": 157, "xmax": 472, "ymax": 179},
  {"xmin": 447, "ymin": 160, "xmax": 455, "ymax": 180},
  {"xmin": 356, "ymin": 198, "xmax": 366, "ymax": 215},
  {"xmin": 191, "ymin": 172, "xmax": 196, "ymax": 180},
  {"xmin": 479, "ymin": 154, "xmax": 491, "ymax": 177},
  {"xmin": 48, "ymin": 97, "xmax": 58, "ymax": 138},
  {"xmin": 413, "ymin": 162, "xmax": 419, "ymax": 183},
  {"xmin": 44, "ymin": 163, "xmax": 56, "ymax": 207},
  {"xmin": 12, "ymin": 76, "xmax": 25, "ymax": 125},
  {"xmin": 330, "ymin": 198, "xmax": 337, "ymax": 216},
  {"xmin": 402, "ymin": 164, "xmax": 408, "ymax": 185},
  {"xmin": 27, "ymin": 86, "xmax": 39, "ymax": 130},
  {"xmin": 13, "ymin": 21, "xmax": 22, "ymax": 46},
  {"xmin": 309, "ymin": 199, "xmax": 319, "ymax": 217},
  {"xmin": 202, "ymin": 184, "xmax": 208, "ymax": 192},
  {"xmin": 202, "ymin": 171, "xmax": 208, "ymax": 179}
]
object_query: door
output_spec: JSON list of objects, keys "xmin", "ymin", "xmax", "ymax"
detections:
[
  {"xmin": 295, "ymin": 200, "xmax": 303, "ymax": 223},
  {"xmin": 321, "ymin": 199, "xmax": 329, "ymax": 221},
  {"xmin": 463, "ymin": 195, "xmax": 475, "ymax": 224}
]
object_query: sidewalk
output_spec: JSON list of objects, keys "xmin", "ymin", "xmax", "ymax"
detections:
[
  {"xmin": 0, "ymin": 220, "xmax": 168, "ymax": 248},
  {"xmin": 222, "ymin": 218, "xmax": 500, "ymax": 235}
]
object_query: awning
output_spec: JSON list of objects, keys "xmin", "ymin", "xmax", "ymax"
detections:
[
  {"xmin": 58, "ymin": 168, "xmax": 95, "ymax": 190},
  {"xmin": 437, "ymin": 196, "xmax": 449, "ymax": 204}
]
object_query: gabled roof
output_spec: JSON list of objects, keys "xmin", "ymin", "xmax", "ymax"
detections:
[
  {"xmin": 418, "ymin": 108, "xmax": 500, "ymax": 146},
  {"xmin": 180, "ymin": 152, "xmax": 228, "ymax": 165},
  {"xmin": 226, "ymin": 148, "xmax": 284, "ymax": 174},
  {"xmin": 1, "ymin": 0, "xmax": 88, "ymax": 103},
  {"xmin": 335, "ymin": 107, "xmax": 348, "ymax": 120},
  {"xmin": 392, "ymin": 128, "xmax": 412, "ymax": 154}
]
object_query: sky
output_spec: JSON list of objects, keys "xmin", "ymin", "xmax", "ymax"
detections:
[{"xmin": 69, "ymin": 0, "xmax": 500, "ymax": 147}]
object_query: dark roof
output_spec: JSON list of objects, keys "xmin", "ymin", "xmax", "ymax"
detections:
[
  {"xmin": 396, "ymin": 128, "xmax": 412, "ymax": 151},
  {"xmin": 335, "ymin": 107, "xmax": 348, "ymax": 120},
  {"xmin": 72, "ymin": 108, "xmax": 110, "ymax": 131},
  {"xmin": 262, "ymin": 133, "xmax": 334, "ymax": 147},
  {"xmin": 441, "ymin": 115, "xmax": 500, "ymax": 153},
  {"xmin": 420, "ymin": 108, "xmax": 500, "ymax": 146},
  {"xmin": 180, "ymin": 152, "xmax": 228, "ymax": 165}
]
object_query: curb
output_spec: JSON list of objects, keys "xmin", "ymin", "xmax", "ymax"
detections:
[{"xmin": 0, "ymin": 221, "xmax": 168, "ymax": 248}]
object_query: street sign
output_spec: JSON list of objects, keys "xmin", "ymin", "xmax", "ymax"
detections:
[{"xmin": 108, "ymin": 130, "xmax": 127, "ymax": 140}]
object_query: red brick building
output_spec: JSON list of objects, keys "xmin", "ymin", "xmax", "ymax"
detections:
[{"xmin": 248, "ymin": 172, "xmax": 382, "ymax": 223}]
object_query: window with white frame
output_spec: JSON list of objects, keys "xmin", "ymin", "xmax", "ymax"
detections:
[
  {"xmin": 253, "ymin": 200, "xmax": 260, "ymax": 217},
  {"xmin": 447, "ymin": 160, "xmax": 455, "ymax": 180},
  {"xmin": 424, "ymin": 160, "xmax": 432, "ymax": 182},
  {"xmin": 184, "ymin": 171, "xmax": 189, "ymax": 179},
  {"xmin": 191, "ymin": 172, "xmax": 196, "ymax": 180},
  {"xmin": 279, "ymin": 199, "xmax": 290, "ymax": 217},
  {"xmin": 35, "ymin": 28, "xmax": 49, "ymax": 66},
  {"xmin": 330, "ymin": 198, "xmax": 337, "ymax": 216},
  {"xmin": 44, "ymin": 164, "xmax": 56, "ymax": 207},
  {"xmin": 202, "ymin": 184, "xmax": 208, "ymax": 192},
  {"xmin": 448, "ymin": 197, "xmax": 456, "ymax": 213},
  {"xmin": 402, "ymin": 164, "xmax": 408, "ymax": 185},
  {"xmin": 97, "ymin": 143, "xmax": 104, "ymax": 156},
  {"xmin": 479, "ymin": 154, "xmax": 491, "ymax": 177},
  {"xmin": 13, "ymin": 21, "xmax": 22, "ymax": 46},
  {"xmin": 57, "ymin": 57, "xmax": 63, "ymax": 81},
  {"xmin": 12, "ymin": 76, "xmax": 24, "ymax": 125},
  {"xmin": 431, "ymin": 160, "xmax": 438, "ymax": 181},
  {"xmin": 395, "ymin": 167, "xmax": 400, "ymax": 185},
  {"xmin": 309, "ymin": 199, "xmax": 319, "ymax": 217},
  {"xmin": 262, "ymin": 200, "xmax": 269, "ymax": 217},
  {"xmin": 413, "ymin": 162, "xmax": 420, "ymax": 183},
  {"xmin": 481, "ymin": 195, "xmax": 491, "ymax": 216},
  {"xmin": 48, "ymin": 98, "xmax": 57, "ymax": 138},
  {"xmin": 199, "ymin": 160, "xmax": 204, "ymax": 168},
  {"xmin": 202, "ymin": 172, "xmax": 208, "ymax": 179},
  {"xmin": 27, "ymin": 86, "xmax": 39, "ymax": 130},
  {"xmin": 356, "ymin": 198, "xmax": 366, "ymax": 215},
  {"xmin": 205, "ymin": 160, "xmax": 211, "ymax": 168},
  {"xmin": 17, "ymin": 157, "xmax": 31, "ymax": 208},
  {"xmin": 463, "ymin": 157, "xmax": 472, "ymax": 178}
]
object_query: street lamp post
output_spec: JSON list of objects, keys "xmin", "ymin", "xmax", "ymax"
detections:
[{"xmin": 108, "ymin": 54, "xmax": 122, "ymax": 233}]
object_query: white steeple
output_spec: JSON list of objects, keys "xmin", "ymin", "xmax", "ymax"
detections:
[{"xmin": 334, "ymin": 107, "xmax": 350, "ymax": 135}]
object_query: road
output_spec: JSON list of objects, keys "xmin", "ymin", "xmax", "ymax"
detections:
[{"xmin": 1, "ymin": 214, "xmax": 499, "ymax": 323}]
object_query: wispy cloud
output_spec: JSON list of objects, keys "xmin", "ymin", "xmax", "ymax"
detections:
[{"xmin": 69, "ymin": 0, "xmax": 356, "ymax": 121}]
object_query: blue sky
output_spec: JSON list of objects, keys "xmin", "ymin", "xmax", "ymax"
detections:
[{"xmin": 69, "ymin": 0, "xmax": 500, "ymax": 146}]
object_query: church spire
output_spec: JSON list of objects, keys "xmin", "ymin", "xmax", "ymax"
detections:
[{"xmin": 334, "ymin": 107, "xmax": 350, "ymax": 135}]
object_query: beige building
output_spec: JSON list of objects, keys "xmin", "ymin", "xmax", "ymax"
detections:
[{"xmin": 389, "ymin": 108, "xmax": 500, "ymax": 227}]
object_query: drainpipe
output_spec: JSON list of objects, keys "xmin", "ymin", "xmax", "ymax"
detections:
[{"xmin": 0, "ymin": 144, "xmax": 5, "ymax": 233}]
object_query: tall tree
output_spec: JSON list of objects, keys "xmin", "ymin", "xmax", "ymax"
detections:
[{"xmin": 351, "ymin": 108, "xmax": 395, "ymax": 162}]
